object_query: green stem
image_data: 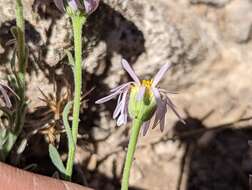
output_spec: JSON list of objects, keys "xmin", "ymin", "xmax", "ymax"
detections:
[
  {"xmin": 15, "ymin": 0, "xmax": 26, "ymax": 136},
  {"xmin": 65, "ymin": 15, "xmax": 86, "ymax": 179},
  {"xmin": 1, "ymin": 0, "xmax": 28, "ymax": 161},
  {"xmin": 16, "ymin": 0, "xmax": 26, "ymax": 83},
  {"xmin": 121, "ymin": 119, "xmax": 143, "ymax": 190}
]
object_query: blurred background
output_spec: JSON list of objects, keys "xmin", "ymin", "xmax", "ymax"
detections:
[{"xmin": 1, "ymin": 0, "xmax": 252, "ymax": 189}]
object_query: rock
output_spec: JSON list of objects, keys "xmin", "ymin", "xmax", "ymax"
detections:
[
  {"xmin": 0, "ymin": 0, "xmax": 252, "ymax": 189},
  {"xmin": 190, "ymin": 0, "xmax": 230, "ymax": 7},
  {"xmin": 224, "ymin": 0, "xmax": 252, "ymax": 43},
  {"xmin": 0, "ymin": 44, "xmax": 4, "ymax": 54}
]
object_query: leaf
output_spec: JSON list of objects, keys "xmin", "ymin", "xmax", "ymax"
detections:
[
  {"xmin": 0, "ymin": 106, "xmax": 13, "ymax": 121},
  {"xmin": 49, "ymin": 144, "xmax": 66, "ymax": 174},
  {"xmin": 65, "ymin": 50, "xmax": 75, "ymax": 67},
  {"xmin": 0, "ymin": 128, "xmax": 8, "ymax": 148},
  {"xmin": 63, "ymin": 102, "xmax": 74, "ymax": 151},
  {"xmin": 23, "ymin": 163, "xmax": 38, "ymax": 171},
  {"xmin": 24, "ymin": 45, "xmax": 29, "ymax": 64},
  {"xmin": 10, "ymin": 48, "xmax": 17, "ymax": 73},
  {"xmin": 10, "ymin": 26, "xmax": 18, "ymax": 41},
  {"xmin": 65, "ymin": 50, "xmax": 75, "ymax": 76}
]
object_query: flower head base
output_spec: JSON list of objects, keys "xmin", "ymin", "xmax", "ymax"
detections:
[
  {"xmin": 53, "ymin": 0, "xmax": 100, "ymax": 15},
  {"xmin": 96, "ymin": 59, "xmax": 185, "ymax": 135},
  {"xmin": 128, "ymin": 80, "xmax": 157, "ymax": 122}
]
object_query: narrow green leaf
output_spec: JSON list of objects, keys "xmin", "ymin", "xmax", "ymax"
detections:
[
  {"xmin": 63, "ymin": 102, "xmax": 74, "ymax": 151},
  {"xmin": 10, "ymin": 48, "xmax": 17, "ymax": 73},
  {"xmin": 10, "ymin": 26, "xmax": 18, "ymax": 40},
  {"xmin": 65, "ymin": 50, "xmax": 75, "ymax": 77},
  {"xmin": 65, "ymin": 50, "xmax": 75, "ymax": 67},
  {"xmin": 49, "ymin": 144, "xmax": 66, "ymax": 174},
  {"xmin": 0, "ymin": 128, "xmax": 8, "ymax": 148},
  {"xmin": 0, "ymin": 106, "xmax": 13, "ymax": 121},
  {"xmin": 23, "ymin": 163, "xmax": 38, "ymax": 171}
]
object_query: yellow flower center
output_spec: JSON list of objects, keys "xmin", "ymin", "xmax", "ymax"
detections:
[
  {"xmin": 142, "ymin": 79, "xmax": 153, "ymax": 89},
  {"xmin": 142, "ymin": 79, "xmax": 153, "ymax": 97},
  {"xmin": 131, "ymin": 79, "xmax": 153, "ymax": 95}
]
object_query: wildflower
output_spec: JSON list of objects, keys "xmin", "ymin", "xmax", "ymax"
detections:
[
  {"xmin": 53, "ymin": 0, "xmax": 100, "ymax": 15},
  {"xmin": 96, "ymin": 59, "xmax": 185, "ymax": 135}
]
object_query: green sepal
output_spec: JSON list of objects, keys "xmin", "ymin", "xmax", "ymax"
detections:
[{"xmin": 128, "ymin": 87, "xmax": 157, "ymax": 122}]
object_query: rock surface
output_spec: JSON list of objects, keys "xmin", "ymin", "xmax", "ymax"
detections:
[{"xmin": 0, "ymin": 0, "xmax": 252, "ymax": 190}]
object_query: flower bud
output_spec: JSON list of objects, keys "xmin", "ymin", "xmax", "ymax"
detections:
[
  {"xmin": 128, "ymin": 86, "xmax": 157, "ymax": 122},
  {"xmin": 53, "ymin": 0, "xmax": 100, "ymax": 15},
  {"xmin": 84, "ymin": 0, "xmax": 100, "ymax": 15}
]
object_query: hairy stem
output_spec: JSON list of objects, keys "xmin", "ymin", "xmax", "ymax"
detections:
[
  {"xmin": 65, "ymin": 15, "xmax": 86, "ymax": 179},
  {"xmin": 121, "ymin": 119, "xmax": 143, "ymax": 190}
]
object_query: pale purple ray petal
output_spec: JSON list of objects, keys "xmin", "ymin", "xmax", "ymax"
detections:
[
  {"xmin": 152, "ymin": 87, "xmax": 164, "ymax": 128},
  {"xmin": 110, "ymin": 82, "xmax": 132, "ymax": 93},
  {"xmin": 0, "ymin": 82, "xmax": 19, "ymax": 99},
  {"xmin": 142, "ymin": 120, "xmax": 150, "ymax": 136},
  {"xmin": 152, "ymin": 87, "xmax": 161, "ymax": 103},
  {"xmin": 165, "ymin": 96, "xmax": 176, "ymax": 107},
  {"xmin": 159, "ymin": 107, "xmax": 166, "ymax": 132},
  {"xmin": 159, "ymin": 88, "xmax": 179, "ymax": 94},
  {"xmin": 165, "ymin": 96, "xmax": 185, "ymax": 124},
  {"xmin": 120, "ymin": 88, "xmax": 129, "ymax": 115},
  {"xmin": 95, "ymin": 90, "xmax": 122, "ymax": 104},
  {"xmin": 0, "ymin": 85, "xmax": 11, "ymax": 108},
  {"xmin": 84, "ymin": 0, "xmax": 100, "ymax": 14},
  {"xmin": 68, "ymin": 0, "xmax": 78, "ymax": 11},
  {"xmin": 137, "ymin": 86, "xmax": 145, "ymax": 101},
  {"xmin": 121, "ymin": 90, "xmax": 129, "ymax": 124},
  {"xmin": 117, "ymin": 92, "xmax": 123, "ymax": 105},
  {"xmin": 123, "ymin": 112, "xmax": 128, "ymax": 124},
  {"xmin": 122, "ymin": 59, "xmax": 141, "ymax": 85},
  {"xmin": 117, "ymin": 114, "xmax": 125, "ymax": 126},
  {"xmin": 114, "ymin": 88, "xmax": 129, "ymax": 126},
  {"xmin": 152, "ymin": 101, "xmax": 166, "ymax": 129},
  {"xmin": 113, "ymin": 101, "xmax": 122, "ymax": 119},
  {"xmin": 152, "ymin": 63, "xmax": 172, "ymax": 87},
  {"xmin": 117, "ymin": 112, "xmax": 127, "ymax": 126},
  {"xmin": 53, "ymin": 0, "xmax": 65, "ymax": 12}
]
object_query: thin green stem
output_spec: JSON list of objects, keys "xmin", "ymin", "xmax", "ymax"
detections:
[
  {"xmin": 15, "ymin": 0, "xmax": 26, "ymax": 137},
  {"xmin": 16, "ymin": 0, "xmax": 26, "ymax": 83},
  {"xmin": 121, "ymin": 119, "xmax": 143, "ymax": 190},
  {"xmin": 1, "ymin": 0, "xmax": 28, "ymax": 161},
  {"xmin": 2, "ymin": 0, "xmax": 27, "ymax": 162},
  {"xmin": 65, "ymin": 15, "xmax": 86, "ymax": 179}
]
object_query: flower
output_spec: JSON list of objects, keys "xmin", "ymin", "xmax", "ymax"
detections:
[
  {"xmin": 96, "ymin": 59, "xmax": 185, "ymax": 135},
  {"xmin": 53, "ymin": 0, "xmax": 99, "ymax": 15}
]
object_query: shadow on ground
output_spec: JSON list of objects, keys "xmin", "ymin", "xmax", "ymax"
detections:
[{"xmin": 173, "ymin": 114, "xmax": 252, "ymax": 190}]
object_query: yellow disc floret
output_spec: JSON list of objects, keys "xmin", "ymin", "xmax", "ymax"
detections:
[
  {"xmin": 142, "ymin": 79, "xmax": 153, "ymax": 97},
  {"xmin": 142, "ymin": 79, "xmax": 153, "ymax": 89}
]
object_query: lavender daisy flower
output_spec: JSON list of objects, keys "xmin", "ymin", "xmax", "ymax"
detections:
[
  {"xmin": 53, "ymin": 0, "xmax": 99, "ymax": 15},
  {"xmin": 96, "ymin": 59, "xmax": 185, "ymax": 135}
]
